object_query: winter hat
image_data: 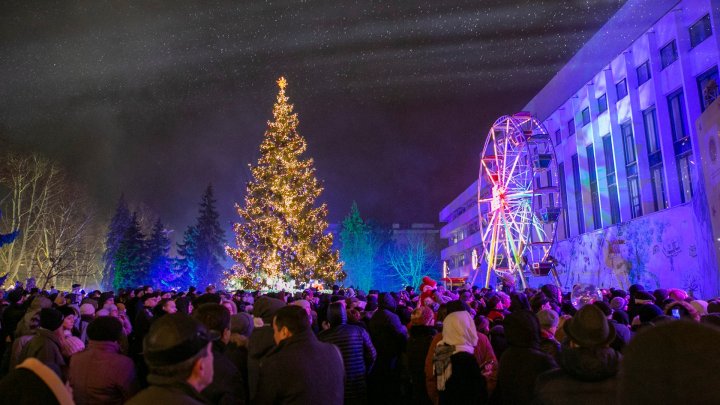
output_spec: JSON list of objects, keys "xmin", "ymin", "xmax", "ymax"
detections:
[
  {"xmin": 541, "ymin": 284, "xmax": 560, "ymax": 302},
  {"xmin": 691, "ymin": 300, "xmax": 709, "ymax": 316},
  {"xmin": 87, "ymin": 316, "xmax": 123, "ymax": 342},
  {"xmin": 537, "ymin": 309, "xmax": 559, "ymax": 329},
  {"xmin": 563, "ymin": 304, "xmax": 615, "ymax": 348},
  {"xmin": 610, "ymin": 297, "xmax": 626, "ymax": 311},
  {"xmin": 634, "ymin": 291, "xmax": 655, "ymax": 305},
  {"xmin": 619, "ymin": 321, "xmax": 720, "ymax": 404},
  {"xmin": 252, "ymin": 296, "xmax": 286, "ymax": 324},
  {"xmin": 230, "ymin": 313, "xmax": 254, "ymax": 337},
  {"xmin": 707, "ymin": 300, "xmax": 720, "ymax": 314},
  {"xmin": 592, "ymin": 301, "xmax": 612, "ymax": 317},
  {"xmin": 668, "ymin": 288, "xmax": 688, "ymax": 302},
  {"xmin": 39, "ymin": 308, "xmax": 64, "ymax": 331},
  {"xmin": 446, "ymin": 299, "xmax": 471, "ymax": 314},
  {"xmin": 638, "ymin": 304, "xmax": 663, "ymax": 323},
  {"xmin": 378, "ymin": 293, "xmax": 397, "ymax": 312},
  {"xmin": 611, "ymin": 289, "xmax": 627, "ymax": 299},
  {"xmin": 628, "ymin": 284, "xmax": 645, "ymax": 297},
  {"xmin": 57, "ymin": 306, "xmax": 78, "ymax": 319},
  {"xmin": 80, "ymin": 303, "xmax": 96, "ymax": 316},
  {"xmin": 61, "ymin": 336, "xmax": 85, "ymax": 357},
  {"xmin": 327, "ymin": 302, "xmax": 347, "ymax": 327},
  {"xmin": 653, "ymin": 289, "xmax": 668, "ymax": 303},
  {"xmin": 410, "ymin": 306, "xmax": 434, "ymax": 326}
]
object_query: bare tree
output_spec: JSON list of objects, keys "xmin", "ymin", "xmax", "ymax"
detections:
[
  {"xmin": 0, "ymin": 153, "xmax": 101, "ymax": 289},
  {"xmin": 385, "ymin": 232, "xmax": 439, "ymax": 289}
]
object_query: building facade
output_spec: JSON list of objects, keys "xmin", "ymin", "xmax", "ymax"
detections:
[{"xmin": 440, "ymin": 0, "xmax": 720, "ymax": 297}]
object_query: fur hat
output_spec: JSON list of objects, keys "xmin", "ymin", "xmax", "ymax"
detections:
[{"xmin": 563, "ymin": 304, "xmax": 615, "ymax": 347}]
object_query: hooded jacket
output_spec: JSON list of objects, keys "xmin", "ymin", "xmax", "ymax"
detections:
[
  {"xmin": 492, "ymin": 310, "xmax": 556, "ymax": 405},
  {"xmin": 533, "ymin": 346, "xmax": 621, "ymax": 405}
]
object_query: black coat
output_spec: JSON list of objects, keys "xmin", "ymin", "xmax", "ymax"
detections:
[
  {"xmin": 255, "ymin": 330, "xmax": 344, "ymax": 405},
  {"xmin": 318, "ymin": 323, "xmax": 376, "ymax": 401},
  {"xmin": 367, "ymin": 308, "xmax": 408, "ymax": 403},
  {"xmin": 439, "ymin": 351, "xmax": 487, "ymax": 405},
  {"xmin": 533, "ymin": 347, "xmax": 621, "ymax": 405},
  {"xmin": 247, "ymin": 326, "xmax": 275, "ymax": 401},
  {"xmin": 492, "ymin": 310, "xmax": 557, "ymax": 405},
  {"xmin": 405, "ymin": 325, "xmax": 437, "ymax": 405},
  {"xmin": 201, "ymin": 341, "xmax": 245, "ymax": 405}
]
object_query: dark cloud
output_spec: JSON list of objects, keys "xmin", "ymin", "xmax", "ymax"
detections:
[{"xmin": 0, "ymin": 0, "xmax": 626, "ymax": 236}]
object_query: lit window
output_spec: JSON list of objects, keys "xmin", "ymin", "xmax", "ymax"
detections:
[
  {"xmin": 587, "ymin": 145, "xmax": 601, "ymax": 230},
  {"xmin": 643, "ymin": 107, "xmax": 660, "ymax": 154},
  {"xmin": 571, "ymin": 154, "xmax": 584, "ymax": 234},
  {"xmin": 603, "ymin": 135, "xmax": 620, "ymax": 225},
  {"xmin": 697, "ymin": 66, "xmax": 719, "ymax": 111},
  {"xmin": 677, "ymin": 153, "xmax": 694, "ymax": 203},
  {"xmin": 621, "ymin": 122, "xmax": 636, "ymax": 165},
  {"xmin": 650, "ymin": 165, "xmax": 667, "ymax": 211},
  {"xmin": 628, "ymin": 176, "xmax": 642, "ymax": 219}
]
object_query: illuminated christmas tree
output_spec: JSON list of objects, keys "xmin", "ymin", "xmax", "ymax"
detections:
[{"xmin": 225, "ymin": 77, "xmax": 344, "ymax": 290}]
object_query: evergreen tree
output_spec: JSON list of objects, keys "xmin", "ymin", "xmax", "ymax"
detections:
[
  {"xmin": 102, "ymin": 195, "xmax": 132, "ymax": 289},
  {"xmin": 113, "ymin": 212, "xmax": 148, "ymax": 289},
  {"xmin": 226, "ymin": 77, "xmax": 344, "ymax": 290},
  {"xmin": 194, "ymin": 185, "xmax": 226, "ymax": 287},
  {"xmin": 176, "ymin": 225, "xmax": 200, "ymax": 287},
  {"xmin": 340, "ymin": 202, "xmax": 375, "ymax": 292},
  {"xmin": 175, "ymin": 185, "xmax": 226, "ymax": 288},
  {"xmin": 147, "ymin": 218, "xmax": 173, "ymax": 284}
]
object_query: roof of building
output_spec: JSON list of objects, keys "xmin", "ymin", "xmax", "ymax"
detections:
[{"xmin": 523, "ymin": 0, "xmax": 681, "ymax": 120}]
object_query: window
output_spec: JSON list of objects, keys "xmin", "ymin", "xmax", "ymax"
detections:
[
  {"xmin": 651, "ymin": 165, "xmax": 668, "ymax": 211},
  {"xmin": 546, "ymin": 170, "xmax": 554, "ymax": 207},
  {"xmin": 536, "ymin": 178, "xmax": 543, "ymax": 209},
  {"xmin": 555, "ymin": 129, "xmax": 562, "ymax": 146},
  {"xmin": 643, "ymin": 107, "xmax": 660, "ymax": 154},
  {"xmin": 660, "ymin": 40, "xmax": 678, "ymax": 69},
  {"xmin": 568, "ymin": 118, "xmax": 576, "ymax": 136},
  {"xmin": 587, "ymin": 145, "xmax": 601, "ymax": 230},
  {"xmin": 668, "ymin": 90, "xmax": 690, "ymax": 147},
  {"xmin": 677, "ymin": 153, "xmax": 694, "ymax": 203},
  {"xmin": 603, "ymin": 135, "xmax": 621, "ymax": 225},
  {"xmin": 571, "ymin": 154, "xmax": 585, "ymax": 234},
  {"xmin": 636, "ymin": 61, "xmax": 651, "ymax": 86},
  {"xmin": 616, "ymin": 79, "xmax": 628, "ymax": 100},
  {"xmin": 597, "ymin": 93, "xmax": 608, "ymax": 114},
  {"xmin": 621, "ymin": 122, "xmax": 636, "ymax": 165},
  {"xmin": 690, "ymin": 14, "xmax": 712, "ymax": 48},
  {"xmin": 628, "ymin": 176, "xmax": 642, "ymax": 218},
  {"xmin": 558, "ymin": 162, "xmax": 570, "ymax": 239},
  {"xmin": 697, "ymin": 66, "xmax": 719, "ymax": 111},
  {"xmin": 581, "ymin": 107, "xmax": 591, "ymax": 126}
]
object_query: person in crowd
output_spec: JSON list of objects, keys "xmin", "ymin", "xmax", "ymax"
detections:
[
  {"xmin": 192, "ymin": 303, "xmax": 245, "ymax": 404},
  {"xmin": 127, "ymin": 313, "xmax": 214, "ymax": 404},
  {"xmin": 404, "ymin": 306, "xmax": 437, "ymax": 405},
  {"xmin": 319, "ymin": 302, "xmax": 376, "ymax": 405},
  {"xmin": 0, "ymin": 358, "xmax": 75, "ymax": 404},
  {"xmin": 593, "ymin": 301, "xmax": 631, "ymax": 352},
  {"xmin": 537, "ymin": 309, "xmax": 560, "ymax": 359},
  {"xmin": 619, "ymin": 321, "xmax": 720, "ymax": 404},
  {"xmin": 433, "ymin": 310, "xmax": 487, "ymax": 404},
  {"xmin": 492, "ymin": 309, "xmax": 556, "ymax": 405},
  {"xmin": 247, "ymin": 295, "xmax": 286, "ymax": 401},
  {"xmin": 426, "ymin": 300, "xmax": 497, "ymax": 404},
  {"xmin": 664, "ymin": 300, "xmax": 700, "ymax": 322},
  {"xmin": 69, "ymin": 316, "xmax": 139, "ymax": 404},
  {"xmin": 367, "ymin": 292, "xmax": 408, "ymax": 404},
  {"xmin": 255, "ymin": 305, "xmax": 344, "ymax": 404},
  {"xmin": 18, "ymin": 307, "xmax": 67, "ymax": 378},
  {"xmin": 534, "ymin": 304, "xmax": 622, "ymax": 404},
  {"xmin": 153, "ymin": 298, "xmax": 177, "ymax": 318}
]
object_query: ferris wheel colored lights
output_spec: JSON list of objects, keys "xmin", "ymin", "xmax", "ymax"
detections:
[{"xmin": 476, "ymin": 112, "xmax": 562, "ymax": 288}]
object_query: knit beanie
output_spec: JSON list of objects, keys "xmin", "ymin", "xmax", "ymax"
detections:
[
  {"xmin": 80, "ymin": 303, "xmax": 96, "ymax": 316},
  {"xmin": 39, "ymin": 308, "xmax": 64, "ymax": 331},
  {"xmin": 537, "ymin": 309, "xmax": 559, "ymax": 329},
  {"xmin": 610, "ymin": 297, "xmax": 626, "ymax": 311},
  {"xmin": 638, "ymin": 304, "xmax": 663, "ymax": 323}
]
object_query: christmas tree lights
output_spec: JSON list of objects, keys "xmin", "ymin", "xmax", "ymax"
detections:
[{"xmin": 225, "ymin": 77, "xmax": 344, "ymax": 290}]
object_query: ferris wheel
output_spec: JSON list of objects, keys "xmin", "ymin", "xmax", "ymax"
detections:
[{"xmin": 475, "ymin": 112, "xmax": 562, "ymax": 289}]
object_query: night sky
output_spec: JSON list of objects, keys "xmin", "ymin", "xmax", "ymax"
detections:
[{"xmin": 0, "ymin": 0, "xmax": 626, "ymax": 236}]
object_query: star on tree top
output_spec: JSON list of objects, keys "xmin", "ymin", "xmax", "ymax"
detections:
[{"xmin": 277, "ymin": 76, "xmax": 287, "ymax": 90}]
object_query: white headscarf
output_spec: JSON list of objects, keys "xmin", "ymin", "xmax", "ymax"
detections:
[{"xmin": 440, "ymin": 310, "xmax": 478, "ymax": 354}]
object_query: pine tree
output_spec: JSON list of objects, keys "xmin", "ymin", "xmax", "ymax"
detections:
[
  {"xmin": 113, "ymin": 212, "xmax": 149, "ymax": 289},
  {"xmin": 225, "ymin": 77, "xmax": 344, "ymax": 290},
  {"xmin": 340, "ymin": 202, "xmax": 375, "ymax": 292},
  {"xmin": 102, "ymin": 195, "xmax": 132, "ymax": 290},
  {"xmin": 175, "ymin": 185, "xmax": 226, "ymax": 288},
  {"xmin": 176, "ymin": 225, "xmax": 200, "ymax": 287},
  {"xmin": 147, "ymin": 218, "xmax": 173, "ymax": 284},
  {"xmin": 194, "ymin": 185, "xmax": 226, "ymax": 287}
]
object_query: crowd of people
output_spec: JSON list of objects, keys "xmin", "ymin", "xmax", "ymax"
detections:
[{"xmin": 1, "ymin": 276, "xmax": 720, "ymax": 404}]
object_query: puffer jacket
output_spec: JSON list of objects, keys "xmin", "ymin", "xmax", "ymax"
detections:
[
  {"xmin": 533, "ymin": 346, "xmax": 621, "ymax": 405},
  {"xmin": 319, "ymin": 323, "xmax": 377, "ymax": 401},
  {"xmin": 69, "ymin": 340, "xmax": 139, "ymax": 405}
]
